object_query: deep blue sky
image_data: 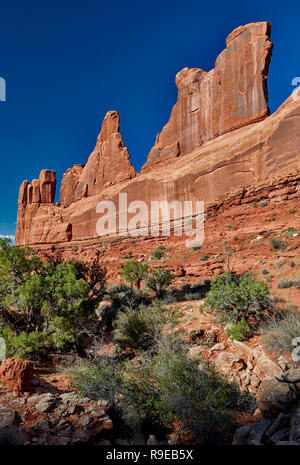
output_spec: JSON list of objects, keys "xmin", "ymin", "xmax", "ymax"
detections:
[{"xmin": 0, "ymin": 0, "xmax": 299, "ymax": 238}]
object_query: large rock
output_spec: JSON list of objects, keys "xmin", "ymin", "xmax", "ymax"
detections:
[
  {"xmin": 213, "ymin": 352, "xmax": 245, "ymax": 377},
  {"xmin": 257, "ymin": 369, "xmax": 300, "ymax": 417},
  {"xmin": 142, "ymin": 22, "xmax": 272, "ymax": 171},
  {"xmin": 0, "ymin": 405, "xmax": 15, "ymax": 429},
  {"xmin": 0, "ymin": 405, "xmax": 25, "ymax": 445},
  {"xmin": 0, "ymin": 358, "xmax": 34, "ymax": 394}
]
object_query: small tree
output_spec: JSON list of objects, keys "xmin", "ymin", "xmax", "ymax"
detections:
[
  {"xmin": 120, "ymin": 261, "xmax": 148, "ymax": 290},
  {"xmin": 145, "ymin": 267, "xmax": 174, "ymax": 297}
]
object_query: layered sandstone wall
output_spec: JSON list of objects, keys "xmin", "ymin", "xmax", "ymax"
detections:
[
  {"xmin": 142, "ymin": 22, "xmax": 273, "ymax": 171},
  {"xmin": 15, "ymin": 22, "xmax": 300, "ymax": 247}
]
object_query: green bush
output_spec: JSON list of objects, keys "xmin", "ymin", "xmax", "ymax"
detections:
[
  {"xmin": 71, "ymin": 336, "xmax": 255, "ymax": 444},
  {"xmin": 0, "ymin": 239, "xmax": 106, "ymax": 356},
  {"xmin": 226, "ymin": 318, "xmax": 250, "ymax": 341},
  {"xmin": 204, "ymin": 272, "xmax": 272, "ymax": 325},
  {"xmin": 121, "ymin": 341, "xmax": 255, "ymax": 442},
  {"xmin": 0, "ymin": 328, "xmax": 48, "ymax": 359}
]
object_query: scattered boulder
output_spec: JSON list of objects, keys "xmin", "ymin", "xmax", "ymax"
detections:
[
  {"xmin": 0, "ymin": 404, "xmax": 24, "ymax": 445},
  {"xmin": 257, "ymin": 369, "xmax": 300, "ymax": 417},
  {"xmin": 0, "ymin": 358, "xmax": 34, "ymax": 394},
  {"xmin": 248, "ymin": 417, "xmax": 272, "ymax": 444},
  {"xmin": 0, "ymin": 404, "xmax": 15, "ymax": 429},
  {"xmin": 214, "ymin": 352, "xmax": 245, "ymax": 377}
]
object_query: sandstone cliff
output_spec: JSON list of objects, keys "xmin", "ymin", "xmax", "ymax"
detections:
[
  {"xmin": 15, "ymin": 21, "xmax": 300, "ymax": 247},
  {"xmin": 60, "ymin": 111, "xmax": 137, "ymax": 206},
  {"xmin": 142, "ymin": 21, "xmax": 273, "ymax": 171}
]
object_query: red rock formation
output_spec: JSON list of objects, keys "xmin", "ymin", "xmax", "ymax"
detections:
[
  {"xmin": 0, "ymin": 358, "xmax": 33, "ymax": 394},
  {"xmin": 15, "ymin": 22, "xmax": 300, "ymax": 248},
  {"xmin": 16, "ymin": 169, "xmax": 71, "ymax": 246},
  {"xmin": 60, "ymin": 111, "xmax": 137, "ymax": 206},
  {"xmin": 143, "ymin": 21, "xmax": 272, "ymax": 171}
]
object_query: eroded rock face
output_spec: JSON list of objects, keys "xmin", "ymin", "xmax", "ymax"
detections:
[
  {"xmin": 0, "ymin": 358, "xmax": 34, "ymax": 394},
  {"xmin": 142, "ymin": 21, "xmax": 272, "ymax": 171},
  {"xmin": 15, "ymin": 22, "xmax": 300, "ymax": 247},
  {"xmin": 60, "ymin": 111, "xmax": 137, "ymax": 206}
]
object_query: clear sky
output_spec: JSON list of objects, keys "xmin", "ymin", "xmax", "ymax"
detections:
[{"xmin": 0, "ymin": 0, "xmax": 299, "ymax": 239}]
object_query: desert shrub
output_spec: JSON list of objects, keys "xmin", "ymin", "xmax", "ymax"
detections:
[
  {"xmin": 261, "ymin": 269, "xmax": 269, "ymax": 275},
  {"xmin": 277, "ymin": 279, "xmax": 300, "ymax": 290},
  {"xmin": 200, "ymin": 254, "xmax": 209, "ymax": 261},
  {"xmin": 178, "ymin": 283, "xmax": 192, "ymax": 292},
  {"xmin": 286, "ymin": 227, "xmax": 297, "ymax": 236},
  {"xmin": 204, "ymin": 272, "xmax": 272, "ymax": 325},
  {"xmin": 123, "ymin": 342, "xmax": 255, "ymax": 442},
  {"xmin": 151, "ymin": 246, "xmax": 165, "ymax": 260},
  {"xmin": 113, "ymin": 302, "xmax": 167, "ymax": 352},
  {"xmin": 145, "ymin": 268, "xmax": 174, "ymax": 297},
  {"xmin": 161, "ymin": 294, "xmax": 177, "ymax": 305},
  {"xmin": 226, "ymin": 318, "xmax": 250, "ymax": 341},
  {"xmin": 122, "ymin": 251, "xmax": 133, "ymax": 259},
  {"xmin": 270, "ymin": 237, "xmax": 287, "ymax": 251},
  {"xmin": 262, "ymin": 310, "xmax": 300, "ymax": 356},
  {"xmin": 69, "ymin": 355, "xmax": 123, "ymax": 403},
  {"xmin": 184, "ymin": 292, "xmax": 204, "ymax": 301},
  {"xmin": 120, "ymin": 261, "xmax": 148, "ymax": 289},
  {"xmin": 260, "ymin": 201, "xmax": 269, "ymax": 207},
  {"xmin": 71, "ymin": 332, "xmax": 255, "ymax": 444},
  {"xmin": 278, "ymin": 279, "xmax": 294, "ymax": 289},
  {"xmin": 276, "ymin": 260, "xmax": 286, "ymax": 269},
  {"xmin": 105, "ymin": 284, "xmax": 145, "ymax": 315}
]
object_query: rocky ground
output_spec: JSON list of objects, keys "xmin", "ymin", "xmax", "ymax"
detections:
[
  {"xmin": 0, "ymin": 304, "xmax": 299, "ymax": 445},
  {"xmin": 3, "ymin": 172, "xmax": 300, "ymax": 446},
  {"xmin": 34, "ymin": 171, "xmax": 300, "ymax": 310}
]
